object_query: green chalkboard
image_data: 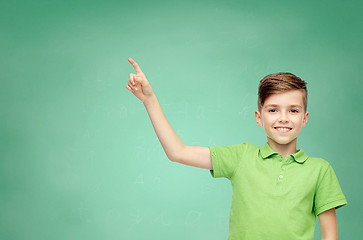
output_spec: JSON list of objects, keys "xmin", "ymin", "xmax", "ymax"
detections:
[{"xmin": 1, "ymin": 0, "xmax": 362, "ymax": 239}]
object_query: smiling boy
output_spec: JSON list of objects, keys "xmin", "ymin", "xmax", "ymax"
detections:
[
  {"xmin": 126, "ymin": 58, "xmax": 347, "ymax": 240},
  {"xmin": 255, "ymin": 73, "xmax": 309, "ymax": 159}
]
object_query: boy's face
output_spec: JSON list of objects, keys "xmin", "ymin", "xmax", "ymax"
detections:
[{"xmin": 255, "ymin": 90, "xmax": 309, "ymax": 148}]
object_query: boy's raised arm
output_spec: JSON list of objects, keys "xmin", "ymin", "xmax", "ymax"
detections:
[{"xmin": 125, "ymin": 58, "xmax": 212, "ymax": 170}]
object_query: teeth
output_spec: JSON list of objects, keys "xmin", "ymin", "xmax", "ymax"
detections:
[{"xmin": 275, "ymin": 127, "xmax": 291, "ymax": 132}]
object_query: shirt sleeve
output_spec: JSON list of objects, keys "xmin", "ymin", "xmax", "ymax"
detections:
[
  {"xmin": 208, "ymin": 143, "xmax": 248, "ymax": 180},
  {"xmin": 313, "ymin": 164, "xmax": 348, "ymax": 216}
]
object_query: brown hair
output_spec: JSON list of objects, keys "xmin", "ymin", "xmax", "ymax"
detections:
[{"xmin": 258, "ymin": 72, "xmax": 308, "ymax": 112}]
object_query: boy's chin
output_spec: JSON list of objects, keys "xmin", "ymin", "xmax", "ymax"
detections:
[{"xmin": 268, "ymin": 137, "xmax": 297, "ymax": 145}]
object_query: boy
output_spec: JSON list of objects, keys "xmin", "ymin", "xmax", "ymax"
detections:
[{"xmin": 125, "ymin": 58, "xmax": 347, "ymax": 240}]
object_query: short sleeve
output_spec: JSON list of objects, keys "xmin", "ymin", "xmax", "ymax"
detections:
[
  {"xmin": 313, "ymin": 164, "xmax": 347, "ymax": 216},
  {"xmin": 208, "ymin": 143, "xmax": 248, "ymax": 180}
]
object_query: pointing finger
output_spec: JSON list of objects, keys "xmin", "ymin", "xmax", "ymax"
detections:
[{"xmin": 128, "ymin": 58, "xmax": 143, "ymax": 75}]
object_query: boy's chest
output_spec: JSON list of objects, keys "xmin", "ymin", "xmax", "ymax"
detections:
[{"xmin": 232, "ymin": 156, "xmax": 318, "ymax": 202}]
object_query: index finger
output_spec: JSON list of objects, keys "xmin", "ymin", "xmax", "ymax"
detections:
[{"xmin": 128, "ymin": 58, "xmax": 143, "ymax": 74}]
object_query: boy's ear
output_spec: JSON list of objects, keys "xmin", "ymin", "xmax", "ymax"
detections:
[
  {"xmin": 255, "ymin": 110, "xmax": 263, "ymax": 127},
  {"xmin": 302, "ymin": 111, "xmax": 309, "ymax": 127}
]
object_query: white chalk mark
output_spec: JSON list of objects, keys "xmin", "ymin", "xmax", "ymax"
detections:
[
  {"xmin": 151, "ymin": 213, "xmax": 171, "ymax": 226},
  {"xmin": 185, "ymin": 210, "xmax": 201, "ymax": 226},
  {"xmin": 153, "ymin": 176, "xmax": 161, "ymax": 186},
  {"xmin": 130, "ymin": 208, "xmax": 143, "ymax": 225},
  {"xmin": 78, "ymin": 201, "xmax": 89, "ymax": 222},
  {"xmin": 134, "ymin": 174, "xmax": 144, "ymax": 186}
]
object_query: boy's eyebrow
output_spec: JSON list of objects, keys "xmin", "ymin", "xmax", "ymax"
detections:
[{"xmin": 264, "ymin": 104, "xmax": 303, "ymax": 108}]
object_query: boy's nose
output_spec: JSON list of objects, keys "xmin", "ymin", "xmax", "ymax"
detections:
[{"xmin": 278, "ymin": 112, "xmax": 289, "ymax": 122}]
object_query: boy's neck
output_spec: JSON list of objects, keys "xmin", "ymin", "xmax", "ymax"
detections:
[{"xmin": 267, "ymin": 137, "xmax": 297, "ymax": 159}]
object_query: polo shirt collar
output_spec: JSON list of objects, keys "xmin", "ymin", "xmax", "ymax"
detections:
[{"xmin": 260, "ymin": 142, "xmax": 309, "ymax": 163}]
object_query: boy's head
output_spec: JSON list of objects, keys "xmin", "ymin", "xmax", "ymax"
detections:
[
  {"xmin": 257, "ymin": 72, "xmax": 308, "ymax": 113},
  {"xmin": 255, "ymin": 72, "xmax": 309, "ymax": 148}
]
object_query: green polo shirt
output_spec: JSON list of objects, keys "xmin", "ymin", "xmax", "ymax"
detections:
[{"xmin": 209, "ymin": 142, "xmax": 347, "ymax": 240}]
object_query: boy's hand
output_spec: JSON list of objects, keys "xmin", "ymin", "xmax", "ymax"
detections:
[{"xmin": 126, "ymin": 58, "xmax": 154, "ymax": 103}]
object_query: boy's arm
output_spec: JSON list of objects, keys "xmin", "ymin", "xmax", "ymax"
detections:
[
  {"xmin": 318, "ymin": 208, "xmax": 338, "ymax": 240},
  {"xmin": 126, "ymin": 58, "xmax": 213, "ymax": 170}
]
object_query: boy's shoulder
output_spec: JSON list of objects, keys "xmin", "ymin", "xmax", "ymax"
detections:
[
  {"xmin": 219, "ymin": 142, "xmax": 259, "ymax": 152},
  {"xmin": 304, "ymin": 155, "xmax": 332, "ymax": 169}
]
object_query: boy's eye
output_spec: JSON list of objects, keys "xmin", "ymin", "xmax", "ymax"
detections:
[
  {"xmin": 291, "ymin": 109, "xmax": 299, "ymax": 113},
  {"xmin": 268, "ymin": 109, "xmax": 276, "ymax": 112}
]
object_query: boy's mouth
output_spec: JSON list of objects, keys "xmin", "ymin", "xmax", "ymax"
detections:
[{"xmin": 274, "ymin": 127, "xmax": 292, "ymax": 133}]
